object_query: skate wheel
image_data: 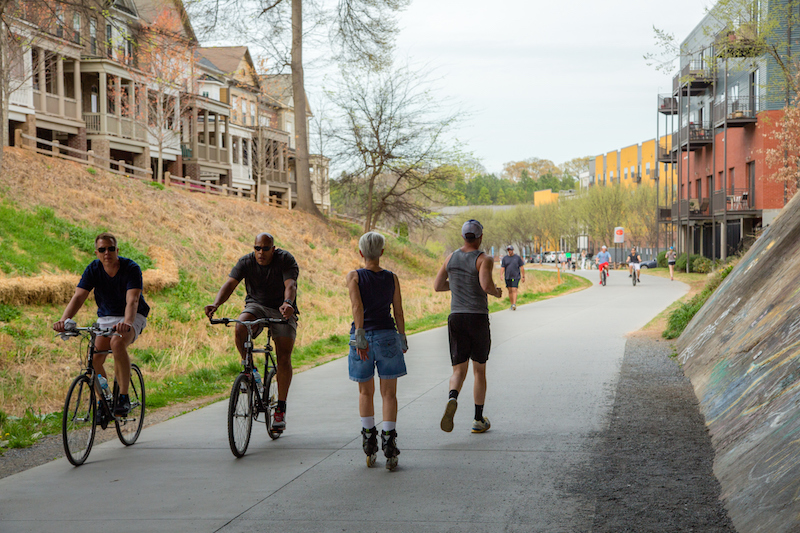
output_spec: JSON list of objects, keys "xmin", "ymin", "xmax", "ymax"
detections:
[
  {"xmin": 367, "ymin": 453, "xmax": 377, "ymax": 467},
  {"xmin": 386, "ymin": 457, "xmax": 398, "ymax": 471}
]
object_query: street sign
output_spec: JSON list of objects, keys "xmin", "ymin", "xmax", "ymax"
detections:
[{"xmin": 614, "ymin": 227, "xmax": 625, "ymax": 244}]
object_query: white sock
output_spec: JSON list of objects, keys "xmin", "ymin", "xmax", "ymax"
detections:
[
  {"xmin": 361, "ymin": 416, "xmax": 375, "ymax": 430},
  {"xmin": 383, "ymin": 420, "xmax": 396, "ymax": 432}
]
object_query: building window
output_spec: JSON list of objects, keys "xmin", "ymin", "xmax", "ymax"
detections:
[
  {"xmin": 90, "ymin": 19, "xmax": 97, "ymax": 55},
  {"xmin": 728, "ymin": 167, "xmax": 735, "ymax": 193},
  {"xmin": 243, "ymin": 140, "xmax": 249, "ymax": 166},
  {"xmin": 106, "ymin": 24, "xmax": 113, "ymax": 58},
  {"xmin": 56, "ymin": 7, "xmax": 65, "ymax": 38},
  {"xmin": 72, "ymin": 13, "xmax": 81, "ymax": 44}
]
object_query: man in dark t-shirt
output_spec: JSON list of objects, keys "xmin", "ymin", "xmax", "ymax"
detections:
[
  {"xmin": 500, "ymin": 245, "xmax": 525, "ymax": 310},
  {"xmin": 205, "ymin": 232, "xmax": 298, "ymax": 433},
  {"xmin": 53, "ymin": 232, "xmax": 149, "ymax": 416}
]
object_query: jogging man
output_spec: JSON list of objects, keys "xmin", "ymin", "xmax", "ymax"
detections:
[
  {"xmin": 53, "ymin": 232, "xmax": 149, "ymax": 417},
  {"xmin": 500, "ymin": 245, "xmax": 525, "ymax": 311},
  {"xmin": 627, "ymin": 246, "xmax": 642, "ymax": 283},
  {"xmin": 205, "ymin": 233, "xmax": 298, "ymax": 433},
  {"xmin": 434, "ymin": 219, "xmax": 502, "ymax": 434},
  {"xmin": 595, "ymin": 245, "xmax": 611, "ymax": 285}
]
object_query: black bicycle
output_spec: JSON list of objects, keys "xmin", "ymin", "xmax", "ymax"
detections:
[
  {"xmin": 210, "ymin": 316, "xmax": 288, "ymax": 457},
  {"xmin": 600, "ymin": 263, "xmax": 608, "ymax": 286},
  {"xmin": 59, "ymin": 319, "xmax": 145, "ymax": 466}
]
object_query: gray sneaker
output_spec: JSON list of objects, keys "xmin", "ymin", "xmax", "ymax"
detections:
[
  {"xmin": 440, "ymin": 398, "xmax": 458, "ymax": 432},
  {"xmin": 471, "ymin": 416, "xmax": 491, "ymax": 434}
]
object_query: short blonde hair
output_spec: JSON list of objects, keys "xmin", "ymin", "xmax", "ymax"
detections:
[{"xmin": 359, "ymin": 232, "xmax": 385, "ymax": 261}]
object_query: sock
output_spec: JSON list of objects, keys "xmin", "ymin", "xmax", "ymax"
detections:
[
  {"xmin": 361, "ymin": 416, "xmax": 375, "ymax": 430},
  {"xmin": 383, "ymin": 420, "xmax": 396, "ymax": 433},
  {"xmin": 277, "ymin": 400, "xmax": 287, "ymax": 413},
  {"xmin": 449, "ymin": 389, "xmax": 459, "ymax": 401},
  {"xmin": 475, "ymin": 404, "xmax": 484, "ymax": 421}
]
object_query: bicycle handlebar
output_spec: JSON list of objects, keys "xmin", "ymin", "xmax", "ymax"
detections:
[
  {"xmin": 57, "ymin": 321, "xmax": 120, "ymax": 341},
  {"xmin": 209, "ymin": 317, "xmax": 289, "ymax": 326}
]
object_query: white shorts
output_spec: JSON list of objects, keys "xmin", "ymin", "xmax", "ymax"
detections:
[
  {"xmin": 631, "ymin": 263, "xmax": 641, "ymax": 271},
  {"xmin": 97, "ymin": 313, "xmax": 147, "ymax": 342}
]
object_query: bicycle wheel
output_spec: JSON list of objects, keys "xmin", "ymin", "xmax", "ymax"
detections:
[
  {"xmin": 601, "ymin": 269, "xmax": 606, "ymax": 286},
  {"xmin": 265, "ymin": 368, "xmax": 281, "ymax": 440},
  {"xmin": 228, "ymin": 373, "xmax": 254, "ymax": 457},
  {"xmin": 116, "ymin": 364, "xmax": 146, "ymax": 445},
  {"xmin": 62, "ymin": 374, "xmax": 96, "ymax": 466},
  {"xmin": 632, "ymin": 270, "xmax": 637, "ymax": 286}
]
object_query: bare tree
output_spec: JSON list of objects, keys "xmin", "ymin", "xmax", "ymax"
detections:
[
  {"xmin": 328, "ymin": 64, "xmax": 461, "ymax": 232},
  {"xmin": 187, "ymin": 0, "xmax": 409, "ymax": 216}
]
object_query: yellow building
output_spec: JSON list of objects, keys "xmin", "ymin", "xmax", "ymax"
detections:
[
  {"xmin": 592, "ymin": 136, "xmax": 674, "ymax": 198},
  {"xmin": 534, "ymin": 189, "xmax": 559, "ymax": 205}
]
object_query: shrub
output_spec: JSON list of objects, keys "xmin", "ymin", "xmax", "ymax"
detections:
[
  {"xmin": 0, "ymin": 304, "xmax": 21, "ymax": 322},
  {"xmin": 663, "ymin": 262, "xmax": 736, "ymax": 339},
  {"xmin": 675, "ymin": 253, "xmax": 703, "ymax": 272},
  {"xmin": 148, "ymin": 181, "xmax": 165, "ymax": 190},
  {"xmin": 693, "ymin": 256, "xmax": 713, "ymax": 273},
  {"xmin": 657, "ymin": 250, "xmax": 667, "ymax": 268},
  {"xmin": 86, "ymin": 167, "xmax": 97, "ymax": 175}
]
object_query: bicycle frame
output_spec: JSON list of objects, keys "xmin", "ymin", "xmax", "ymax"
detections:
[
  {"xmin": 210, "ymin": 317, "xmax": 284, "ymax": 414},
  {"xmin": 60, "ymin": 324, "xmax": 118, "ymax": 417}
]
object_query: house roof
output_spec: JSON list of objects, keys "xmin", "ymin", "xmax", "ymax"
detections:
[
  {"xmin": 259, "ymin": 74, "xmax": 313, "ymax": 115},
  {"xmin": 134, "ymin": 0, "xmax": 198, "ymax": 43}
]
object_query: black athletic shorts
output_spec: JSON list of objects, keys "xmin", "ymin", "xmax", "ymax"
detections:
[
  {"xmin": 448, "ymin": 313, "xmax": 491, "ymax": 365},
  {"xmin": 505, "ymin": 278, "xmax": 519, "ymax": 288}
]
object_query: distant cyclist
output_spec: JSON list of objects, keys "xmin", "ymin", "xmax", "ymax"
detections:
[
  {"xmin": 53, "ymin": 232, "xmax": 149, "ymax": 416},
  {"xmin": 205, "ymin": 233, "xmax": 298, "ymax": 433},
  {"xmin": 627, "ymin": 247, "xmax": 642, "ymax": 283},
  {"xmin": 595, "ymin": 245, "xmax": 611, "ymax": 285}
]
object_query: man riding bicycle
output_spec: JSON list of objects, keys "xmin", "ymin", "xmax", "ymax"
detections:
[
  {"xmin": 595, "ymin": 245, "xmax": 611, "ymax": 285},
  {"xmin": 627, "ymin": 246, "xmax": 642, "ymax": 283},
  {"xmin": 205, "ymin": 233, "xmax": 298, "ymax": 433},
  {"xmin": 53, "ymin": 232, "xmax": 149, "ymax": 416}
]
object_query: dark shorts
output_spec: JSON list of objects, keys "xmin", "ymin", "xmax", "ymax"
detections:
[
  {"xmin": 668, "ymin": 261, "xmax": 676, "ymax": 265},
  {"xmin": 448, "ymin": 313, "xmax": 491, "ymax": 366},
  {"xmin": 505, "ymin": 278, "xmax": 520, "ymax": 288},
  {"xmin": 242, "ymin": 302, "xmax": 297, "ymax": 339}
]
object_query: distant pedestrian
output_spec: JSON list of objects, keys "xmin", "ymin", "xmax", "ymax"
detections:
[
  {"xmin": 434, "ymin": 219, "xmax": 502, "ymax": 434},
  {"xmin": 581, "ymin": 250, "xmax": 587, "ymax": 270},
  {"xmin": 500, "ymin": 245, "xmax": 525, "ymax": 311},
  {"xmin": 666, "ymin": 247, "xmax": 677, "ymax": 281},
  {"xmin": 346, "ymin": 232, "xmax": 407, "ymax": 470}
]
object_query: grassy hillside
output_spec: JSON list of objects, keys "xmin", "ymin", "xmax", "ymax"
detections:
[{"xmin": 0, "ymin": 148, "xmax": 585, "ymax": 449}]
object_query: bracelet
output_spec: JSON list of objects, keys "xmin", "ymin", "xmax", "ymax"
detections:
[{"xmin": 284, "ymin": 299, "xmax": 294, "ymax": 306}]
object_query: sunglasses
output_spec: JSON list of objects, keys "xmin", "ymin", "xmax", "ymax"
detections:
[
  {"xmin": 253, "ymin": 246, "xmax": 272, "ymax": 252},
  {"xmin": 96, "ymin": 246, "xmax": 117, "ymax": 253}
]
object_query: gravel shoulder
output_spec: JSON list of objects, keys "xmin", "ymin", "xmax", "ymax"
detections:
[{"xmin": 570, "ymin": 331, "xmax": 736, "ymax": 532}]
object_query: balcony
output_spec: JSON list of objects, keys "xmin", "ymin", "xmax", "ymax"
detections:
[
  {"xmin": 181, "ymin": 144, "xmax": 193, "ymax": 159},
  {"xmin": 715, "ymin": 23, "xmax": 761, "ymax": 58},
  {"xmin": 658, "ymin": 206, "xmax": 672, "ymax": 222},
  {"xmin": 713, "ymin": 96, "xmax": 761, "ymax": 127},
  {"xmin": 675, "ymin": 122, "xmax": 713, "ymax": 151},
  {"xmin": 658, "ymin": 94, "xmax": 678, "ymax": 115},
  {"xmin": 712, "ymin": 188, "xmax": 755, "ymax": 213},
  {"xmin": 673, "ymin": 61, "xmax": 714, "ymax": 96},
  {"xmin": 658, "ymin": 144, "xmax": 677, "ymax": 162}
]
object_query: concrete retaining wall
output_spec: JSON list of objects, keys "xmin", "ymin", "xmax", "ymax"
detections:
[{"xmin": 678, "ymin": 195, "xmax": 800, "ymax": 533}]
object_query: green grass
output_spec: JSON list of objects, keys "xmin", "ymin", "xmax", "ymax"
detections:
[
  {"xmin": 0, "ymin": 408, "xmax": 62, "ymax": 451},
  {"xmin": 0, "ymin": 202, "xmax": 152, "ymax": 275},
  {"xmin": 146, "ymin": 364, "xmax": 241, "ymax": 410},
  {"xmin": 663, "ymin": 264, "xmax": 734, "ymax": 339}
]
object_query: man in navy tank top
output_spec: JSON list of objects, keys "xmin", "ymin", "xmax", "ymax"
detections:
[
  {"xmin": 433, "ymin": 219, "xmax": 502, "ymax": 434},
  {"xmin": 347, "ymin": 232, "xmax": 407, "ymax": 470}
]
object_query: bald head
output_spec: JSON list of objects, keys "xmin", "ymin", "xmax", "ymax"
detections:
[{"xmin": 254, "ymin": 233, "xmax": 276, "ymax": 265}]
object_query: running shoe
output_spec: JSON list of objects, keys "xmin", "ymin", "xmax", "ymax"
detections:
[
  {"xmin": 471, "ymin": 416, "xmax": 491, "ymax": 434},
  {"xmin": 440, "ymin": 398, "xmax": 458, "ymax": 432},
  {"xmin": 114, "ymin": 396, "xmax": 131, "ymax": 417},
  {"xmin": 511, "ymin": 304, "xmax": 516, "ymax": 311},
  {"xmin": 273, "ymin": 410, "xmax": 286, "ymax": 432}
]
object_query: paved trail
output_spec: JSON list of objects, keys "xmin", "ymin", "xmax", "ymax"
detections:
[{"xmin": 0, "ymin": 270, "xmax": 687, "ymax": 533}]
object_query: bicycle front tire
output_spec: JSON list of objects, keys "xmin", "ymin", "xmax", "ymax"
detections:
[
  {"xmin": 116, "ymin": 364, "xmax": 146, "ymax": 445},
  {"xmin": 265, "ymin": 368, "xmax": 281, "ymax": 440},
  {"xmin": 62, "ymin": 374, "xmax": 96, "ymax": 466},
  {"xmin": 228, "ymin": 373, "xmax": 254, "ymax": 457},
  {"xmin": 601, "ymin": 270, "xmax": 607, "ymax": 286}
]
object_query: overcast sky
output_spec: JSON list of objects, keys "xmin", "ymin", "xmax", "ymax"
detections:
[{"xmin": 382, "ymin": 0, "xmax": 712, "ymax": 175}]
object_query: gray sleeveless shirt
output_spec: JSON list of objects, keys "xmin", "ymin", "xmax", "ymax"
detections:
[{"xmin": 447, "ymin": 249, "xmax": 488, "ymax": 314}]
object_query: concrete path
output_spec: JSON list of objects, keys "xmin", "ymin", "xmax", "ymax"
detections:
[{"xmin": 0, "ymin": 269, "xmax": 688, "ymax": 533}]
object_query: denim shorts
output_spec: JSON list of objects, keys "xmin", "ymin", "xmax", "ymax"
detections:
[{"xmin": 349, "ymin": 329, "xmax": 407, "ymax": 382}]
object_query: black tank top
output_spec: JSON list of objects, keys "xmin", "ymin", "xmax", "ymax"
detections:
[
  {"xmin": 629, "ymin": 252, "xmax": 640, "ymax": 264},
  {"xmin": 350, "ymin": 269, "xmax": 396, "ymax": 333}
]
